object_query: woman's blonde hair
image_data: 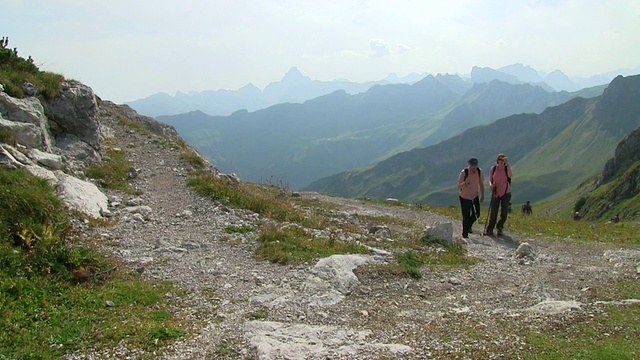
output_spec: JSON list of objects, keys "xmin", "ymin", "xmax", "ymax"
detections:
[{"xmin": 496, "ymin": 153, "xmax": 506, "ymax": 163}]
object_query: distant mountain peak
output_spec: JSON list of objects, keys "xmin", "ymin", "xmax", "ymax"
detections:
[{"xmin": 282, "ymin": 67, "xmax": 310, "ymax": 82}]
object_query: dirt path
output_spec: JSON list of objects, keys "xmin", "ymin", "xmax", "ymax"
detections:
[{"xmin": 82, "ymin": 104, "xmax": 639, "ymax": 359}]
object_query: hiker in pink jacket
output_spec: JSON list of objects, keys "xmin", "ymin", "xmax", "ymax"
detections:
[
  {"xmin": 457, "ymin": 158, "xmax": 485, "ymax": 239},
  {"xmin": 484, "ymin": 153, "xmax": 512, "ymax": 237}
]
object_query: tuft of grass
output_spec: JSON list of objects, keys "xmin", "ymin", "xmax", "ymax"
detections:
[
  {"xmin": 187, "ymin": 172, "xmax": 317, "ymax": 226},
  {"xmin": 0, "ymin": 167, "xmax": 186, "ymax": 358},
  {"xmin": 254, "ymin": 226, "xmax": 367, "ymax": 265},
  {"xmin": 245, "ymin": 308, "xmax": 268, "ymax": 320},
  {"xmin": 85, "ymin": 146, "xmax": 141, "ymax": 195},
  {"xmin": 118, "ymin": 117, "xmax": 152, "ymax": 137},
  {"xmin": 224, "ymin": 225, "xmax": 255, "ymax": 234},
  {"xmin": 392, "ymin": 244, "xmax": 482, "ymax": 279},
  {"xmin": 180, "ymin": 150, "xmax": 207, "ymax": 170},
  {"xmin": 0, "ymin": 129, "xmax": 17, "ymax": 146},
  {"xmin": 395, "ymin": 250, "xmax": 425, "ymax": 279},
  {"xmin": 214, "ymin": 341, "xmax": 241, "ymax": 358}
]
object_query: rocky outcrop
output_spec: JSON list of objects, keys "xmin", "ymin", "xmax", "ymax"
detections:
[
  {"xmin": 41, "ymin": 81, "xmax": 101, "ymax": 150},
  {"xmin": 580, "ymin": 125, "xmax": 640, "ymax": 220},
  {"xmin": 600, "ymin": 126, "xmax": 640, "ymax": 184},
  {"xmin": 0, "ymin": 80, "xmax": 104, "ymax": 163},
  {"xmin": 0, "ymin": 91, "xmax": 52, "ymax": 151}
]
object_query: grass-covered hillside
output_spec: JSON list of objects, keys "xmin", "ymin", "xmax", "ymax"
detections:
[
  {"xmin": 308, "ymin": 74, "xmax": 640, "ymax": 207},
  {"xmin": 0, "ymin": 37, "xmax": 64, "ymax": 99}
]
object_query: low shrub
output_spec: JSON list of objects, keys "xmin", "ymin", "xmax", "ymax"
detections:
[{"xmin": 395, "ymin": 250, "xmax": 425, "ymax": 279}]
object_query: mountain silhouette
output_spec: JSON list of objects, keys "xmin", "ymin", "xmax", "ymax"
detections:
[
  {"xmin": 159, "ymin": 76, "xmax": 603, "ymax": 190},
  {"xmin": 306, "ymin": 74, "xmax": 640, "ymax": 206}
]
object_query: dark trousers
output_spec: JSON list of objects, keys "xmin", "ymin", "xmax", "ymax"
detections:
[
  {"xmin": 459, "ymin": 196, "xmax": 480, "ymax": 237},
  {"xmin": 487, "ymin": 193, "xmax": 511, "ymax": 232}
]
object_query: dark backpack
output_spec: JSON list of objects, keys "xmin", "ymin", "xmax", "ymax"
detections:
[
  {"xmin": 464, "ymin": 167, "xmax": 481, "ymax": 181},
  {"xmin": 490, "ymin": 165, "xmax": 511, "ymax": 194}
]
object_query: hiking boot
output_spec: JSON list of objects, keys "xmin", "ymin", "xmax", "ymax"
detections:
[
  {"xmin": 497, "ymin": 229, "xmax": 504, "ymax": 236},
  {"xmin": 483, "ymin": 230, "xmax": 494, "ymax": 237},
  {"xmin": 462, "ymin": 234, "xmax": 469, "ymax": 239}
]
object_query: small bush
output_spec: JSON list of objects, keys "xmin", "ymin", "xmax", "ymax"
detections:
[{"xmin": 395, "ymin": 250, "xmax": 425, "ymax": 279}]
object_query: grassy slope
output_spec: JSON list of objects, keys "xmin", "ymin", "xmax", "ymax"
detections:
[
  {"xmin": 0, "ymin": 168, "xmax": 184, "ymax": 359},
  {"xmin": 310, "ymin": 75, "xmax": 640, "ymax": 209}
]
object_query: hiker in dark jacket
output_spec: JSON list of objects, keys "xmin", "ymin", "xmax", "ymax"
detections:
[
  {"xmin": 457, "ymin": 158, "xmax": 484, "ymax": 239},
  {"xmin": 485, "ymin": 153, "xmax": 512, "ymax": 237}
]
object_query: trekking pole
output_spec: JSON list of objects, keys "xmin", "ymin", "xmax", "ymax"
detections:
[
  {"xmin": 484, "ymin": 189, "xmax": 495, "ymax": 234},
  {"xmin": 483, "ymin": 198, "xmax": 491, "ymax": 233}
]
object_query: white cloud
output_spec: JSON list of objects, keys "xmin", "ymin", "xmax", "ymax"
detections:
[
  {"xmin": 369, "ymin": 39, "xmax": 392, "ymax": 58},
  {"xmin": 397, "ymin": 43, "xmax": 412, "ymax": 55}
]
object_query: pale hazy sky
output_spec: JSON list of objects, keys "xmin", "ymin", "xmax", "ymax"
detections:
[{"xmin": 5, "ymin": 0, "xmax": 640, "ymax": 103}]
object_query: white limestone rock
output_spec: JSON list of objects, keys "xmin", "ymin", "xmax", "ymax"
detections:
[
  {"xmin": 421, "ymin": 222, "xmax": 454, "ymax": 247},
  {"xmin": 0, "ymin": 91, "xmax": 52, "ymax": 151},
  {"xmin": 27, "ymin": 148, "xmax": 64, "ymax": 170},
  {"xmin": 244, "ymin": 321, "xmax": 412, "ymax": 360},
  {"xmin": 56, "ymin": 173, "xmax": 109, "ymax": 218},
  {"xmin": 526, "ymin": 300, "xmax": 583, "ymax": 315}
]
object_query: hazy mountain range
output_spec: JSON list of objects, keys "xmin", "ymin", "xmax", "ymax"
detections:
[
  {"xmin": 159, "ymin": 75, "xmax": 605, "ymax": 190},
  {"xmin": 128, "ymin": 64, "xmax": 638, "ymax": 117},
  {"xmin": 306, "ymin": 74, "xmax": 640, "ymax": 207}
]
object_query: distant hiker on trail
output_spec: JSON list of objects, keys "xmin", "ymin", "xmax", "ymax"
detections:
[
  {"xmin": 611, "ymin": 214, "xmax": 620, "ymax": 223},
  {"xmin": 484, "ymin": 153, "xmax": 512, "ymax": 237},
  {"xmin": 457, "ymin": 158, "xmax": 485, "ymax": 239},
  {"xmin": 521, "ymin": 201, "xmax": 532, "ymax": 215}
]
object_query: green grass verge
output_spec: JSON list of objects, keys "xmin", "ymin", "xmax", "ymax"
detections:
[
  {"xmin": 187, "ymin": 172, "xmax": 313, "ymax": 225},
  {"xmin": 393, "ymin": 243, "xmax": 483, "ymax": 279},
  {"xmin": 224, "ymin": 225, "xmax": 255, "ymax": 234},
  {"xmin": 429, "ymin": 204, "xmax": 639, "ymax": 245},
  {"xmin": 180, "ymin": 150, "xmax": 208, "ymax": 170},
  {"xmin": 0, "ymin": 167, "xmax": 186, "ymax": 359},
  {"xmin": 254, "ymin": 226, "xmax": 367, "ymax": 265},
  {"xmin": 85, "ymin": 146, "xmax": 141, "ymax": 195},
  {"xmin": 516, "ymin": 279, "xmax": 640, "ymax": 359}
]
